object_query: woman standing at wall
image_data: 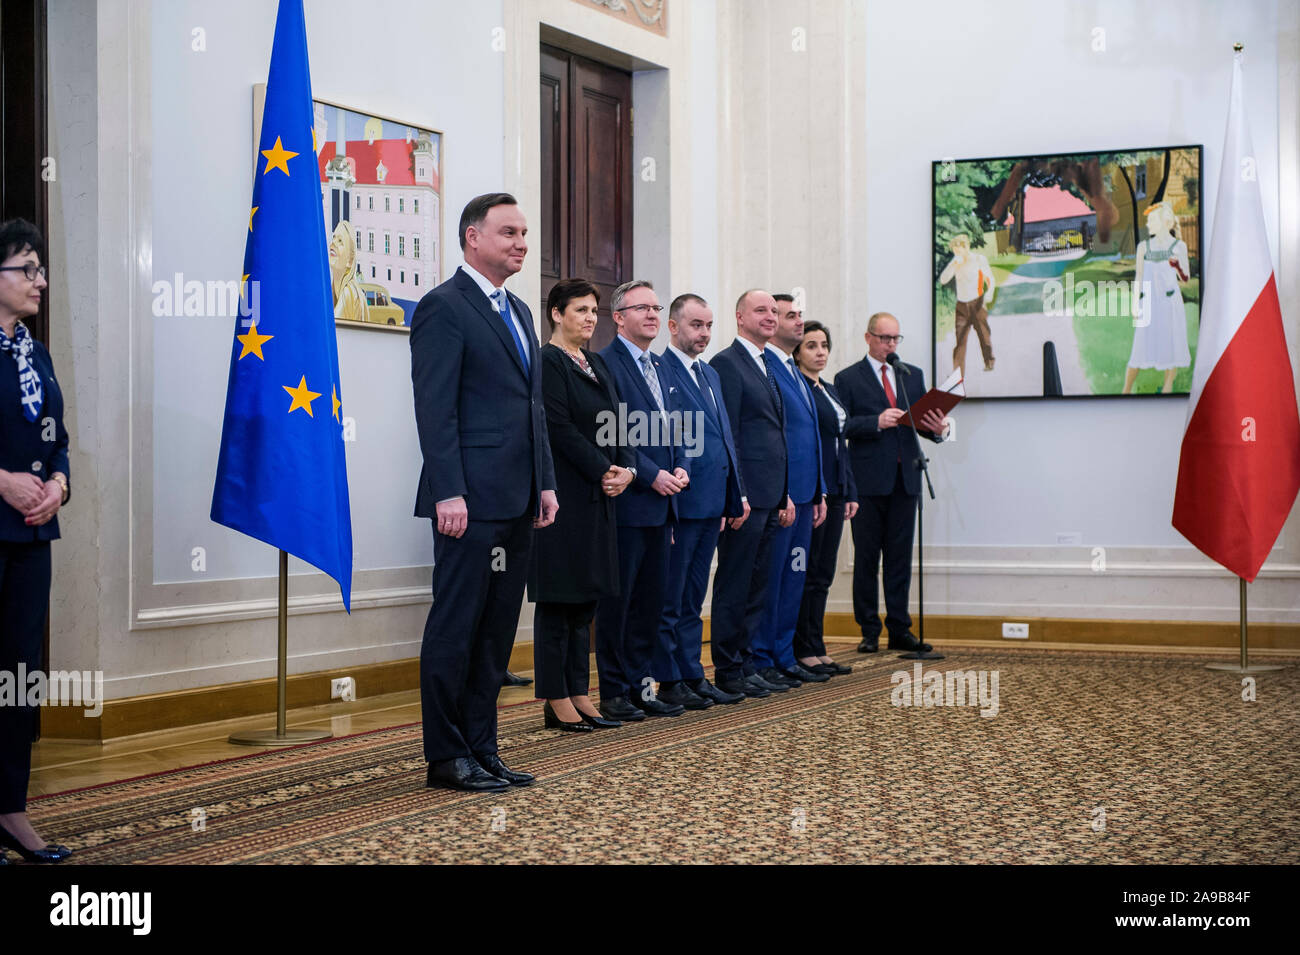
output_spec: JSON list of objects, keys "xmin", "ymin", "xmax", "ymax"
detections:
[{"xmin": 0, "ymin": 219, "xmax": 72, "ymax": 864}]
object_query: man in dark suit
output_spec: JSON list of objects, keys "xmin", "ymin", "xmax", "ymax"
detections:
[
  {"xmin": 595, "ymin": 280, "xmax": 692, "ymax": 722},
  {"xmin": 833, "ymin": 311, "xmax": 947, "ymax": 654},
  {"xmin": 708, "ymin": 290, "xmax": 793, "ymax": 698},
  {"xmin": 654, "ymin": 294, "xmax": 748, "ymax": 709},
  {"xmin": 753, "ymin": 294, "xmax": 827, "ymax": 688},
  {"xmin": 411, "ymin": 193, "xmax": 558, "ymax": 792}
]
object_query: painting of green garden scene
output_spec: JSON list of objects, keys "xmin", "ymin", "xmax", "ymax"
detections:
[{"xmin": 932, "ymin": 146, "xmax": 1202, "ymax": 399}]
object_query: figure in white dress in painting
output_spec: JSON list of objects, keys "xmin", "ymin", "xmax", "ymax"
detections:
[{"xmin": 1123, "ymin": 201, "xmax": 1191, "ymax": 394}]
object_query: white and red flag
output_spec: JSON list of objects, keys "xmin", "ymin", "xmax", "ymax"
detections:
[{"xmin": 1172, "ymin": 51, "xmax": 1300, "ymax": 581}]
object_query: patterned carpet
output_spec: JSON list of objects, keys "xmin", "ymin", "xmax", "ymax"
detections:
[{"xmin": 29, "ymin": 646, "xmax": 1300, "ymax": 864}]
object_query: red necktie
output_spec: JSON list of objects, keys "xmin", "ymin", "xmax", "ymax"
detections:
[{"xmin": 881, "ymin": 365, "xmax": 897, "ymax": 408}]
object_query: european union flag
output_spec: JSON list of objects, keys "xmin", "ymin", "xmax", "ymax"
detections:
[{"xmin": 211, "ymin": 0, "xmax": 352, "ymax": 610}]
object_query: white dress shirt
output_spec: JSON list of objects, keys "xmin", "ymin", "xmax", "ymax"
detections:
[
  {"xmin": 461, "ymin": 262, "xmax": 532, "ymax": 350},
  {"xmin": 736, "ymin": 336, "xmax": 769, "ymax": 375}
]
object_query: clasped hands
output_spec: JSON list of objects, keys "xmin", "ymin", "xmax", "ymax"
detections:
[
  {"xmin": 600, "ymin": 465, "xmax": 633, "ymax": 497},
  {"xmin": 650, "ymin": 467, "xmax": 690, "ymax": 497},
  {"xmin": 0, "ymin": 471, "xmax": 63, "ymax": 527}
]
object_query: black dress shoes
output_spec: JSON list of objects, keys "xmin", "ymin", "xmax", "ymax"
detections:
[
  {"xmin": 477, "ymin": 753, "xmax": 534, "ymax": 786},
  {"xmin": 692, "ymin": 678, "xmax": 745, "ymax": 704},
  {"xmin": 887, "ymin": 632, "xmax": 933, "ymax": 652},
  {"xmin": 426, "ymin": 756, "xmax": 510, "ymax": 792},
  {"xmin": 658, "ymin": 681, "xmax": 713, "ymax": 710},
  {"xmin": 719, "ymin": 675, "xmax": 766, "ymax": 698},
  {"xmin": 639, "ymin": 696, "xmax": 686, "ymax": 717},
  {"xmin": 748, "ymin": 672, "xmax": 789, "ymax": 693},
  {"xmin": 544, "ymin": 700, "xmax": 594, "ymax": 732},
  {"xmin": 599, "ymin": 695, "xmax": 647, "ymax": 722},
  {"xmin": 502, "ymin": 670, "xmax": 533, "ymax": 687},
  {"xmin": 580, "ymin": 711, "xmax": 622, "ymax": 729},
  {"xmin": 782, "ymin": 663, "xmax": 830, "ymax": 683},
  {"xmin": 0, "ymin": 824, "xmax": 71, "ymax": 864},
  {"xmin": 760, "ymin": 666, "xmax": 800, "ymax": 688},
  {"xmin": 813, "ymin": 662, "xmax": 852, "ymax": 675},
  {"xmin": 857, "ymin": 637, "xmax": 879, "ymax": 653}
]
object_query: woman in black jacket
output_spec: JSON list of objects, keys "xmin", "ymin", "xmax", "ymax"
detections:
[
  {"xmin": 793, "ymin": 320, "xmax": 858, "ymax": 676},
  {"xmin": 528, "ymin": 279, "xmax": 635, "ymax": 731},
  {"xmin": 0, "ymin": 219, "xmax": 72, "ymax": 864}
]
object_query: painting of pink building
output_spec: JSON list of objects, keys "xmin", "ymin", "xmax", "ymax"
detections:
[{"xmin": 314, "ymin": 101, "xmax": 442, "ymax": 329}]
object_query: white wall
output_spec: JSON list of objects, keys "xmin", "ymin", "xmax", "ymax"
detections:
[
  {"xmin": 150, "ymin": 0, "xmax": 507, "ymax": 583},
  {"xmin": 853, "ymin": 0, "xmax": 1298, "ymax": 622}
]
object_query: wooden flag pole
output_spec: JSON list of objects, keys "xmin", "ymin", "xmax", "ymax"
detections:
[
  {"xmin": 1205, "ymin": 577, "xmax": 1285, "ymax": 674},
  {"xmin": 229, "ymin": 550, "xmax": 334, "ymax": 745}
]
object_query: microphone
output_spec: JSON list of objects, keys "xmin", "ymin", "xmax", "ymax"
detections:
[{"xmin": 886, "ymin": 352, "xmax": 911, "ymax": 375}]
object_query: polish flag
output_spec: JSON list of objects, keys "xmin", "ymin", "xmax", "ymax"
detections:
[{"xmin": 1172, "ymin": 51, "xmax": 1300, "ymax": 581}]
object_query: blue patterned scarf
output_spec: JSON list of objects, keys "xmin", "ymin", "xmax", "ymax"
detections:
[{"xmin": 0, "ymin": 321, "xmax": 44, "ymax": 422}]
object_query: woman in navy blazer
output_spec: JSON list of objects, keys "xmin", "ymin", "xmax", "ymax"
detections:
[
  {"xmin": 0, "ymin": 220, "xmax": 71, "ymax": 864},
  {"xmin": 793, "ymin": 321, "xmax": 858, "ymax": 675}
]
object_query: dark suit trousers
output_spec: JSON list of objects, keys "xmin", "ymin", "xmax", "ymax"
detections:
[
  {"xmin": 420, "ymin": 516, "xmax": 532, "ymax": 763},
  {"xmin": 850, "ymin": 465, "xmax": 917, "ymax": 639},
  {"xmin": 754, "ymin": 503, "xmax": 813, "ymax": 672},
  {"xmin": 595, "ymin": 524, "xmax": 670, "ymax": 701},
  {"xmin": 709, "ymin": 507, "xmax": 779, "ymax": 683},
  {"xmin": 533, "ymin": 600, "xmax": 596, "ymax": 699},
  {"xmin": 654, "ymin": 517, "xmax": 719, "ymax": 684},
  {"xmin": 0, "ymin": 541, "xmax": 50, "ymax": 813},
  {"xmin": 795, "ymin": 494, "xmax": 846, "ymax": 658}
]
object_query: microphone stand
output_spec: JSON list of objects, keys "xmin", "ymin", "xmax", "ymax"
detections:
[{"xmin": 890, "ymin": 356, "xmax": 943, "ymax": 661}]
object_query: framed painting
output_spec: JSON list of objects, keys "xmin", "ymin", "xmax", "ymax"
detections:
[
  {"xmin": 931, "ymin": 146, "xmax": 1203, "ymax": 399},
  {"xmin": 254, "ymin": 87, "xmax": 444, "ymax": 333}
]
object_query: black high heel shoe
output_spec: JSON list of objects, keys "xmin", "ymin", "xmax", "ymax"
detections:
[
  {"xmin": 0, "ymin": 823, "xmax": 72, "ymax": 863},
  {"xmin": 578, "ymin": 710, "xmax": 621, "ymax": 729},
  {"xmin": 544, "ymin": 700, "xmax": 593, "ymax": 732}
]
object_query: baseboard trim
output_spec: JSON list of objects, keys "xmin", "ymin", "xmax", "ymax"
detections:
[{"xmin": 41, "ymin": 613, "xmax": 1299, "ymax": 741}]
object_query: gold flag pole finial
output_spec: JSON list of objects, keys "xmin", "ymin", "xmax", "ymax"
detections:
[{"xmin": 1233, "ymin": 41, "xmax": 1244, "ymax": 53}]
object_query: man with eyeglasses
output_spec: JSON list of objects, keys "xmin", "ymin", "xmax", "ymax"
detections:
[
  {"xmin": 595, "ymin": 280, "xmax": 693, "ymax": 722},
  {"xmin": 834, "ymin": 312, "xmax": 948, "ymax": 654}
]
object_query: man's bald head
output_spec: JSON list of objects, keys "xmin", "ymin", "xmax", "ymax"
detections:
[{"xmin": 735, "ymin": 288, "xmax": 778, "ymax": 346}]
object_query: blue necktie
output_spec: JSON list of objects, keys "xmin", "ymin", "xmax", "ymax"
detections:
[
  {"xmin": 761, "ymin": 351, "xmax": 784, "ymax": 419},
  {"xmin": 692, "ymin": 360, "xmax": 718, "ymax": 422},
  {"xmin": 492, "ymin": 289, "xmax": 530, "ymax": 375}
]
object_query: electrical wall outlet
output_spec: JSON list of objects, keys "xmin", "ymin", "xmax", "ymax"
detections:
[
  {"xmin": 1056, "ymin": 532, "xmax": 1083, "ymax": 545},
  {"xmin": 1002, "ymin": 622, "xmax": 1029, "ymax": 639},
  {"xmin": 331, "ymin": 676, "xmax": 356, "ymax": 702}
]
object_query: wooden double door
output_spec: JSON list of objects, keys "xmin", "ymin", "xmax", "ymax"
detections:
[{"xmin": 539, "ymin": 45, "xmax": 632, "ymax": 352}]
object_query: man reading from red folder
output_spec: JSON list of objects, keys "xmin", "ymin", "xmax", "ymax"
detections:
[{"xmin": 833, "ymin": 312, "xmax": 947, "ymax": 654}]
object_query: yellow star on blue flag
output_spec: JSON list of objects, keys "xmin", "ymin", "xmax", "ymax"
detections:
[{"xmin": 211, "ymin": 0, "xmax": 352, "ymax": 610}]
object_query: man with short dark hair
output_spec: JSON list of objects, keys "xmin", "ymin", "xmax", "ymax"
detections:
[
  {"xmin": 595, "ymin": 280, "xmax": 692, "ymax": 721},
  {"xmin": 411, "ymin": 192, "xmax": 558, "ymax": 791},
  {"xmin": 654, "ymin": 294, "xmax": 748, "ymax": 708},
  {"xmin": 753, "ymin": 293, "xmax": 827, "ymax": 688}
]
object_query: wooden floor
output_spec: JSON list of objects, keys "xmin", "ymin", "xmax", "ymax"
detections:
[{"xmin": 30, "ymin": 637, "xmax": 1295, "ymax": 797}]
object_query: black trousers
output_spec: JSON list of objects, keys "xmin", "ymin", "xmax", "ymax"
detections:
[
  {"xmin": 795, "ymin": 494, "xmax": 846, "ymax": 659},
  {"xmin": 420, "ymin": 516, "xmax": 532, "ymax": 764},
  {"xmin": 709, "ymin": 507, "xmax": 779, "ymax": 683},
  {"xmin": 533, "ymin": 600, "xmax": 596, "ymax": 699},
  {"xmin": 850, "ymin": 465, "xmax": 917, "ymax": 639},
  {"xmin": 0, "ymin": 541, "xmax": 50, "ymax": 813}
]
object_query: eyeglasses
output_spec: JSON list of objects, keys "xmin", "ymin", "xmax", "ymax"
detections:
[
  {"xmin": 0, "ymin": 264, "xmax": 46, "ymax": 282},
  {"xmin": 870, "ymin": 332, "xmax": 904, "ymax": 344},
  {"xmin": 616, "ymin": 304, "xmax": 663, "ymax": 315}
]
